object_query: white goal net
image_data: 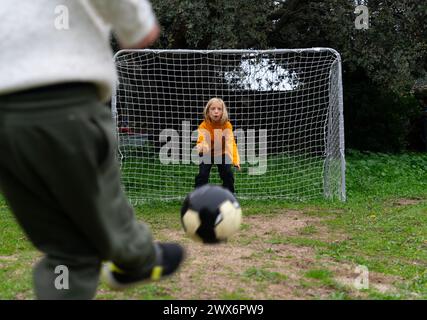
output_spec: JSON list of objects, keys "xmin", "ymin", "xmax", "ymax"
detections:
[{"xmin": 112, "ymin": 49, "xmax": 345, "ymax": 202}]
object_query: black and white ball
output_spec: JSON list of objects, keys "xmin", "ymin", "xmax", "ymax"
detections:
[{"xmin": 181, "ymin": 185, "xmax": 242, "ymax": 244}]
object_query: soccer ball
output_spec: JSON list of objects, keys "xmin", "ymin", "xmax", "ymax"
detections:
[{"xmin": 181, "ymin": 185, "xmax": 242, "ymax": 244}]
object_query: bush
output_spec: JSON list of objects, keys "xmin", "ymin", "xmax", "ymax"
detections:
[{"xmin": 344, "ymin": 77, "xmax": 422, "ymax": 152}]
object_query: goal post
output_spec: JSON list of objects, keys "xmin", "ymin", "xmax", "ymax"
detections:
[{"xmin": 112, "ymin": 48, "xmax": 345, "ymax": 202}]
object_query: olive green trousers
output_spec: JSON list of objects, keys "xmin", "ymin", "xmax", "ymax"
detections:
[{"xmin": 0, "ymin": 83, "xmax": 155, "ymax": 299}]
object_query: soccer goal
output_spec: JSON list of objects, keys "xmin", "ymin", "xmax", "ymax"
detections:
[{"xmin": 112, "ymin": 49, "xmax": 345, "ymax": 202}]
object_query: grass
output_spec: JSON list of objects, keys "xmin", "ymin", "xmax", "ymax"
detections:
[
  {"xmin": 305, "ymin": 269, "xmax": 333, "ymax": 281},
  {"xmin": 324, "ymin": 152, "xmax": 426, "ymax": 297},
  {"xmin": 302, "ymin": 269, "xmax": 344, "ymax": 295},
  {"xmin": 0, "ymin": 150, "xmax": 426, "ymax": 299},
  {"xmin": 242, "ymin": 267, "xmax": 288, "ymax": 284},
  {"xmin": 298, "ymin": 225, "xmax": 318, "ymax": 236},
  {"xmin": 120, "ymin": 150, "xmax": 329, "ymax": 201},
  {"xmin": 220, "ymin": 289, "xmax": 252, "ymax": 300}
]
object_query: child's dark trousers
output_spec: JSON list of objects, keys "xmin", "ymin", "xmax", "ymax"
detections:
[
  {"xmin": 194, "ymin": 154, "xmax": 235, "ymax": 193},
  {"xmin": 0, "ymin": 83, "xmax": 156, "ymax": 299}
]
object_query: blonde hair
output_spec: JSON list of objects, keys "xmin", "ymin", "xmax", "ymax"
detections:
[{"xmin": 203, "ymin": 97, "xmax": 229, "ymax": 124}]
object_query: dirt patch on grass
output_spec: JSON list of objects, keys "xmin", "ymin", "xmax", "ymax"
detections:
[
  {"xmin": 0, "ymin": 255, "xmax": 19, "ymax": 261},
  {"xmin": 2, "ymin": 211, "xmax": 403, "ymax": 300},
  {"xmin": 324, "ymin": 260, "xmax": 402, "ymax": 296},
  {"xmin": 147, "ymin": 211, "xmax": 400, "ymax": 299},
  {"xmin": 393, "ymin": 198, "xmax": 424, "ymax": 206}
]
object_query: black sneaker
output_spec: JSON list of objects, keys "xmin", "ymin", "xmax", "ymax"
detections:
[{"xmin": 102, "ymin": 242, "xmax": 185, "ymax": 290}]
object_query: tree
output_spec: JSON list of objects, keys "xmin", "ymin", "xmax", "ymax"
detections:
[
  {"xmin": 269, "ymin": 0, "xmax": 427, "ymax": 94},
  {"xmin": 151, "ymin": 0, "xmax": 274, "ymax": 49},
  {"xmin": 268, "ymin": 0, "xmax": 426, "ymax": 151},
  {"xmin": 115, "ymin": 0, "xmax": 426, "ymax": 151}
]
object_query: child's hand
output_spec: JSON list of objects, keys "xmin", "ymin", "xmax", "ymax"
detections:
[
  {"xmin": 234, "ymin": 164, "xmax": 241, "ymax": 171},
  {"xmin": 197, "ymin": 142, "xmax": 209, "ymax": 154}
]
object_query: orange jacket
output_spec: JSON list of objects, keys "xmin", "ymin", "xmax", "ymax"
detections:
[{"xmin": 196, "ymin": 120, "xmax": 240, "ymax": 166}]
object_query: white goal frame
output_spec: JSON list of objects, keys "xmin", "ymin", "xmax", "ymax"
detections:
[{"xmin": 112, "ymin": 48, "xmax": 345, "ymax": 202}]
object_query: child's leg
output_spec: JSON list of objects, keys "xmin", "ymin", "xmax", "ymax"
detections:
[
  {"xmin": 33, "ymin": 255, "xmax": 101, "ymax": 300},
  {"xmin": 0, "ymin": 83, "xmax": 158, "ymax": 299},
  {"xmin": 194, "ymin": 162, "xmax": 213, "ymax": 188},
  {"xmin": 218, "ymin": 163, "xmax": 235, "ymax": 193},
  {"xmin": 0, "ymin": 167, "xmax": 102, "ymax": 299}
]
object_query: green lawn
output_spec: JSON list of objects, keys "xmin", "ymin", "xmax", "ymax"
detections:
[
  {"xmin": 0, "ymin": 151, "xmax": 426, "ymax": 299},
  {"xmin": 119, "ymin": 147, "xmax": 336, "ymax": 202}
]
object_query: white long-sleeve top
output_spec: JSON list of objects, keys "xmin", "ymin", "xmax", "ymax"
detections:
[{"xmin": 0, "ymin": 0, "xmax": 157, "ymax": 101}]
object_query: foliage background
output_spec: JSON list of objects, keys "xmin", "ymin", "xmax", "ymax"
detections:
[{"xmin": 112, "ymin": 0, "xmax": 427, "ymax": 152}]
